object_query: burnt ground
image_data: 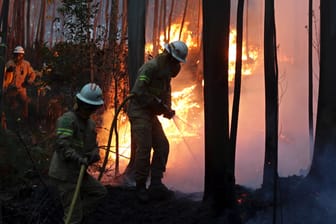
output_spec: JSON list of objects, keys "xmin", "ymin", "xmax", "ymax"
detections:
[
  {"xmin": 1, "ymin": 125, "xmax": 336, "ymax": 224},
  {"xmin": 1, "ymin": 179, "xmax": 245, "ymax": 224},
  {"xmin": 2, "ymin": 174, "xmax": 336, "ymax": 224}
]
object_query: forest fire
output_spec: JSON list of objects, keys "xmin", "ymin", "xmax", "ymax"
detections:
[
  {"xmin": 228, "ymin": 29, "xmax": 259, "ymax": 82},
  {"xmin": 146, "ymin": 23, "xmax": 259, "ymax": 83},
  {"xmin": 96, "ymin": 84, "xmax": 201, "ymax": 178},
  {"xmin": 97, "ymin": 23, "xmax": 260, "ymax": 179}
]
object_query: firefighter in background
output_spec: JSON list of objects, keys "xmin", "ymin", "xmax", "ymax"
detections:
[
  {"xmin": 127, "ymin": 40, "xmax": 188, "ymax": 202},
  {"xmin": 48, "ymin": 83, "xmax": 107, "ymax": 224},
  {"xmin": 3, "ymin": 46, "xmax": 36, "ymax": 119}
]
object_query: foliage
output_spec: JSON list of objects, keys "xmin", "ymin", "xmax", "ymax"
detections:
[{"xmin": 58, "ymin": 0, "xmax": 100, "ymax": 44}]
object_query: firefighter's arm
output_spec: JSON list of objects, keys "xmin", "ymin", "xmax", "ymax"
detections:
[
  {"xmin": 26, "ymin": 62, "xmax": 36, "ymax": 84},
  {"xmin": 55, "ymin": 117, "xmax": 88, "ymax": 166},
  {"xmin": 131, "ymin": 65, "xmax": 157, "ymax": 105},
  {"xmin": 85, "ymin": 145, "xmax": 100, "ymax": 164}
]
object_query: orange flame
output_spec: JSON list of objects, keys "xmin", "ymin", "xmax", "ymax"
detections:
[
  {"xmin": 97, "ymin": 23, "xmax": 259, "ymax": 180},
  {"xmin": 97, "ymin": 84, "xmax": 201, "ymax": 177},
  {"xmin": 229, "ymin": 29, "xmax": 259, "ymax": 82}
]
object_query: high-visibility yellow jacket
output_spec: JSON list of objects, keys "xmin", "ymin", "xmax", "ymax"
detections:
[{"xmin": 48, "ymin": 111, "xmax": 100, "ymax": 182}]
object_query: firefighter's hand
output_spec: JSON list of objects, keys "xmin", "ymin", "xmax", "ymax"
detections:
[
  {"xmin": 86, "ymin": 152, "xmax": 100, "ymax": 165},
  {"xmin": 78, "ymin": 157, "xmax": 89, "ymax": 167},
  {"xmin": 163, "ymin": 109, "xmax": 175, "ymax": 119}
]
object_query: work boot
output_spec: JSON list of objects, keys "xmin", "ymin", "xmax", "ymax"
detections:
[
  {"xmin": 136, "ymin": 184, "xmax": 149, "ymax": 203},
  {"xmin": 148, "ymin": 180, "xmax": 174, "ymax": 201}
]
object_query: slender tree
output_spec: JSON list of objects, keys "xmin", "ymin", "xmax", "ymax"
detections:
[
  {"xmin": 202, "ymin": 0, "xmax": 234, "ymax": 212},
  {"xmin": 230, "ymin": 0, "xmax": 245, "ymax": 183},
  {"xmin": 179, "ymin": 0, "xmax": 189, "ymax": 40},
  {"xmin": 262, "ymin": 0, "xmax": 279, "ymax": 222},
  {"xmin": 123, "ymin": 0, "xmax": 146, "ymax": 180},
  {"xmin": 309, "ymin": 1, "xmax": 336, "ymax": 188},
  {"xmin": 308, "ymin": 0, "xmax": 314, "ymax": 162},
  {"xmin": 0, "ymin": 0, "xmax": 10, "ymax": 126}
]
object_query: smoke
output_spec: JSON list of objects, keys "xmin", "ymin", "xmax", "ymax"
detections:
[{"xmin": 162, "ymin": 0, "xmax": 319, "ymax": 194}]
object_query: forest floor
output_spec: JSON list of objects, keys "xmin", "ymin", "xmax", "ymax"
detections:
[
  {"xmin": 1, "ymin": 116, "xmax": 336, "ymax": 224},
  {"xmin": 1, "ymin": 173, "xmax": 336, "ymax": 224}
]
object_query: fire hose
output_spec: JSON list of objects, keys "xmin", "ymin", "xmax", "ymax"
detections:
[
  {"xmin": 97, "ymin": 93, "xmax": 198, "ymax": 180},
  {"xmin": 98, "ymin": 94, "xmax": 135, "ymax": 181},
  {"xmin": 65, "ymin": 164, "xmax": 86, "ymax": 224}
]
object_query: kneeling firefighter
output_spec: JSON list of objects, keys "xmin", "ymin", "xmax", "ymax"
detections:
[
  {"xmin": 127, "ymin": 40, "xmax": 188, "ymax": 202},
  {"xmin": 48, "ymin": 83, "xmax": 107, "ymax": 224}
]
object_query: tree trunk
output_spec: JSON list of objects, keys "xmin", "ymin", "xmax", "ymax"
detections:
[
  {"xmin": 262, "ymin": 1, "xmax": 279, "ymax": 222},
  {"xmin": 124, "ymin": 0, "xmax": 146, "ymax": 178},
  {"xmin": 308, "ymin": 0, "xmax": 314, "ymax": 163},
  {"xmin": 12, "ymin": 0, "xmax": 25, "ymax": 47},
  {"xmin": 26, "ymin": 0, "xmax": 31, "ymax": 47},
  {"xmin": 202, "ymin": 0, "xmax": 234, "ymax": 212},
  {"xmin": 0, "ymin": 0, "xmax": 10, "ymax": 123},
  {"xmin": 309, "ymin": 0, "xmax": 336, "ymax": 188},
  {"xmin": 230, "ymin": 0, "xmax": 245, "ymax": 178},
  {"xmin": 152, "ymin": 0, "xmax": 159, "ymax": 56},
  {"xmin": 167, "ymin": 0, "xmax": 175, "ymax": 43},
  {"xmin": 179, "ymin": 0, "xmax": 189, "ymax": 40}
]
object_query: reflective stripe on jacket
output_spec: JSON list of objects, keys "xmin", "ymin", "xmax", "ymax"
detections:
[
  {"xmin": 48, "ymin": 111, "xmax": 99, "ymax": 182},
  {"xmin": 127, "ymin": 54, "xmax": 173, "ymax": 118}
]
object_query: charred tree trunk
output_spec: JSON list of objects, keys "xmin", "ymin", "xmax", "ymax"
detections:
[
  {"xmin": 179, "ymin": 0, "xmax": 189, "ymax": 40},
  {"xmin": 203, "ymin": 0, "xmax": 236, "ymax": 213},
  {"xmin": 124, "ymin": 0, "xmax": 146, "ymax": 178},
  {"xmin": 152, "ymin": 0, "xmax": 159, "ymax": 56},
  {"xmin": 308, "ymin": 0, "xmax": 314, "ymax": 163},
  {"xmin": 0, "ymin": 0, "xmax": 10, "ymax": 123},
  {"xmin": 262, "ymin": 1, "xmax": 279, "ymax": 222},
  {"xmin": 230, "ymin": 0, "xmax": 245, "ymax": 179},
  {"xmin": 167, "ymin": 0, "xmax": 175, "ymax": 43},
  {"xmin": 309, "ymin": 1, "xmax": 336, "ymax": 188}
]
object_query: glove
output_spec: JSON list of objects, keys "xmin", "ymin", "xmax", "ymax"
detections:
[
  {"xmin": 70, "ymin": 152, "xmax": 89, "ymax": 166},
  {"xmin": 86, "ymin": 152, "xmax": 100, "ymax": 164},
  {"xmin": 78, "ymin": 157, "xmax": 89, "ymax": 166},
  {"xmin": 163, "ymin": 109, "xmax": 175, "ymax": 119}
]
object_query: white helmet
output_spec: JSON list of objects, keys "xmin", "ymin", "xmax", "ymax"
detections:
[
  {"xmin": 164, "ymin": 41, "xmax": 188, "ymax": 63},
  {"xmin": 13, "ymin": 46, "xmax": 25, "ymax": 54},
  {"xmin": 76, "ymin": 83, "xmax": 104, "ymax": 106}
]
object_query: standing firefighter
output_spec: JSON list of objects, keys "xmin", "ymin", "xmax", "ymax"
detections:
[
  {"xmin": 127, "ymin": 40, "xmax": 188, "ymax": 202},
  {"xmin": 3, "ymin": 46, "xmax": 36, "ymax": 120},
  {"xmin": 48, "ymin": 83, "xmax": 107, "ymax": 223}
]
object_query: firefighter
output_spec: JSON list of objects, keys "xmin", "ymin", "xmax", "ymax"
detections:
[
  {"xmin": 127, "ymin": 40, "xmax": 188, "ymax": 202},
  {"xmin": 4, "ymin": 46, "xmax": 36, "ymax": 120},
  {"xmin": 48, "ymin": 83, "xmax": 107, "ymax": 224}
]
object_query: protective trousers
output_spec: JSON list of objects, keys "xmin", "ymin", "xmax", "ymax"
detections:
[
  {"xmin": 49, "ymin": 174, "xmax": 107, "ymax": 224},
  {"xmin": 131, "ymin": 116, "xmax": 169, "ymax": 186}
]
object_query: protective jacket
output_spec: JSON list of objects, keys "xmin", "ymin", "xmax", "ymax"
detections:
[
  {"xmin": 127, "ymin": 53, "xmax": 180, "ymax": 186},
  {"xmin": 4, "ymin": 59, "xmax": 35, "ymax": 90},
  {"xmin": 127, "ymin": 53, "xmax": 180, "ymax": 119},
  {"xmin": 48, "ymin": 111, "xmax": 100, "ymax": 182}
]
